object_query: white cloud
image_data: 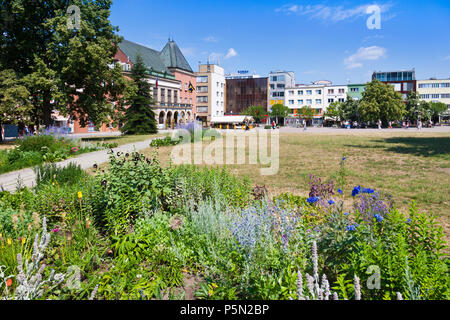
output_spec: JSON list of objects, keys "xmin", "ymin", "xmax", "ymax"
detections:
[
  {"xmin": 203, "ymin": 36, "xmax": 218, "ymax": 43},
  {"xmin": 275, "ymin": 3, "xmax": 393, "ymax": 23},
  {"xmin": 344, "ymin": 46, "xmax": 387, "ymax": 69},
  {"xmin": 225, "ymin": 48, "xmax": 238, "ymax": 59}
]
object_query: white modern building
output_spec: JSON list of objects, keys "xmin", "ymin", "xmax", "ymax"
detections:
[
  {"xmin": 417, "ymin": 78, "xmax": 450, "ymax": 122},
  {"xmin": 269, "ymin": 71, "xmax": 295, "ymax": 109},
  {"xmin": 323, "ymin": 84, "xmax": 348, "ymax": 110},
  {"xmin": 196, "ymin": 63, "xmax": 226, "ymax": 125}
]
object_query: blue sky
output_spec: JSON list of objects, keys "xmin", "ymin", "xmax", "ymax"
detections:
[{"xmin": 110, "ymin": 0, "xmax": 450, "ymax": 84}]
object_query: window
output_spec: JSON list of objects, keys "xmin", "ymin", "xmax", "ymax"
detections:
[
  {"xmin": 328, "ymin": 89, "xmax": 334, "ymax": 94},
  {"xmin": 339, "ymin": 89, "xmax": 345, "ymax": 94},
  {"xmin": 277, "ymin": 84, "xmax": 285, "ymax": 89},
  {"xmin": 216, "ymin": 82, "xmax": 219, "ymax": 87},
  {"xmin": 328, "ymin": 99, "xmax": 334, "ymax": 103},
  {"xmin": 442, "ymin": 94, "xmax": 450, "ymax": 98},
  {"xmin": 298, "ymin": 99, "xmax": 304, "ymax": 105},
  {"xmin": 197, "ymin": 106, "xmax": 208, "ymax": 113},
  {"xmin": 306, "ymin": 99, "xmax": 312, "ymax": 105},
  {"xmin": 197, "ymin": 76, "xmax": 208, "ymax": 83},
  {"xmin": 440, "ymin": 83, "xmax": 450, "ymax": 88},
  {"xmin": 289, "ymin": 90, "xmax": 294, "ymax": 96},
  {"xmin": 197, "ymin": 86, "xmax": 208, "ymax": 93},
  {"xmin": 273, "ymin": 92, "xmax": 284, "ymax": 97},
  {"xmin": 184, "ymin": 83, "xmax": 188, "ymax": 90},
  {"xmin": 197, "ymin": 96, "xmax": 208, "ymax": 103},
  {"xmin": 289, "ymin": 100, "xmax": 294, "ymax": 105},
  {"xmin": 270, "ymin": 84, "xmax": 275, "ymax": 89},
  {"xmin": 350, "ymin": 88, "xmax": 359, "ymax": 92},
  {"xmin": 271, "ymin": 76, "xmax": 278, "ymax": 82},
  {"xmin": 338, "ymin": 98, "xmax": 345, "ymax": 102},
  {"xmin": 298, "ymin": 90, "xmax": 303, "ymax": 95},
  {"xmin": 315, "ymin": 90, "xmax": 322, "ymax": 95},
  {"xmin": 315, "ymin": 99, "xmax": 322, "ymax": 105},
  {"xmin": 420, "ymin": 94, "xmax": 430, "ymax": 99},
  {"xmin": 306, "ymin": 90, "xmax": 312, "ymax": 95},
  {"xmin": 431, "ymin": 94, "xmax": 440, "ymax": 99}
]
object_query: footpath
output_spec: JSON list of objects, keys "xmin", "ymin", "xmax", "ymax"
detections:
[{"xmin": 0, "ymin": 137, "xmax": 159, "ymax": 193}]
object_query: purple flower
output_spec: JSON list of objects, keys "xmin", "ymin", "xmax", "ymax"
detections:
[
  {"xmin": 406, "ymin": 218, "xmax": 411, "ymax": 224},
  {"xmin": 344, "ymin": 212, "xmax": 350, "ymax": 216},
  {"xmin": 362, "ymin": 188, "xmax": 375, "ymax": 194},
  {"xmin": 337, "ymin": 189, "xmax": 343, "ymax": 195},
  {"xmin": 52, "ymin": 228, "xmax": 60, "ymax": 233},
  {"xmin": 328, "ymin": 200, "xmax": 335, "ymax": 205},
  {"xmin": 346, "ymin": 225, "xmax": 357, "ymax": 232}
]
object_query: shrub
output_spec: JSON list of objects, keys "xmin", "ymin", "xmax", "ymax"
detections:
[{"xmin": 34, "ymin": 163, "xmax": 87, "ymax": 188}]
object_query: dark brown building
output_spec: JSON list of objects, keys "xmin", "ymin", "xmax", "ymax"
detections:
[{"xmin": 225, "ymin": 77, "xmax": 269, "ymax": 115}]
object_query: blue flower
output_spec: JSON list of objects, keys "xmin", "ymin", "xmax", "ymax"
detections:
[
  {"xmin": 344, "ymin": 212, "xmax": 350, "ymax": 216},
  {"xmin": 307, "ymin": 197, "xmax": 320, "ymax": 204},
  {"xmin": 374, "ymin": 214, "xmax": 384, "ymax": 222},
  {"xmin": 328, "ymin": 200, "xmax": 335, "ymax": 205},
  {"xmin": 406, "ymin": 218, "xmax": 411, "ymax": 224},
  {"xmin": 342, "ymin": 157, "xmax": 347, "ymax": 161},
  {"xmin": 362, "ymin": 188, "xmax": 375, "ymax": 194},
  {"xmin": 346, "ymin": 225, "xmax": 357, "ymax": 232},
  {"xmin": 352, "ymin": 186, "xmax": 362, "ymax": 197},
  {"xmin": 337, "ymin": 189, "xmax": 343, "ymax": 195}
]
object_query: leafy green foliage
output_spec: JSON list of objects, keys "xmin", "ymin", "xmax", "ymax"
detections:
[
  {"xmin": 240, "ymin": 105, "xmax": 267, "ymax": 124},
  {"xmin": 34, "ymin": 163, "xmax": 87, "ymax": 188}
]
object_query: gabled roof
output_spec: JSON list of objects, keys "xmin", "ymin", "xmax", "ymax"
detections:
[
  {"xmin": 159, "ymin": 40, "xmax": 193, "ymax": 73},
  {"xmin": 118, "ymin": 39, "xmax": 174, "ymax": 76}
]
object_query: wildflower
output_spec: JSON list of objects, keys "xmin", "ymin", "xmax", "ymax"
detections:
[
  {"xmin": 93, "ymin": 164, "xmax": 98, "ymax": 169},
  {"xmin": 342, "ymin": 157, "xmax": 347, "ymax": 161},
  {"xmin": 307, "ymin": 197, "xmax": 320, "ymax": 204},
  {"xmin": 374, "ymin": 214, "xmax": 384, "ymax": 222},
  {"xmin": 12, "ymin": 214, "xmax": 18, "ymax": 229},
  {"xmin": 344, "ymin": 212, "xmax": 350, "ymax": 216},
  {"xmin": 7, "ymin": 238, "xmax": 12, "ymax": 245},
  {"xmin": 346, "ymin": 225, "xmax": 357, "ymax": 232},
  {"xmin": 337, "ymin": 189, "xmax": 343, "ymax": 195},
  {"xmin": 406, "ymin": 218, "xmax": 411, "ymax": 223},
  {"xmin": 362, "ymin": 188, "xmax": 375, "ymax": 194},
  {"xmin": 77, "ymin": 191, "xmax": 83, "ymax": 199},
  {"xmin": 52, "ymin": 228, "xmax": 60, "ymax": 233},
  {"xmin": 22, "ymin": 237, "xmax": 26, "ymax": 245},
  {"xmin": 352, "ymin": 186, "xmax": 361, "ymax": 197},
  {"xmin": 6, "ymin": 279, "xmax": 12, "ymax": 287},
  {"xmin": 86, "ymin": 218, "xmax": 91, "ymax": 229},
  {"xmin": 328, "ymin": 200, "xmax": 335, "ymax": 205},
  {"xmin": 71, "ymin": 147, "xmax": 79, "ymax": 153}
]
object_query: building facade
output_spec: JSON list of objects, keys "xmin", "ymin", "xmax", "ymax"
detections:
[
  {"xmin": 417, "ymin": 79, "xmax": 450, "ymax": 121},
  {"xmin": 372, "ymin": 70, "xmax": 416, "ymax": 99},
  {"xmin": 323, "ymin": 84, "xmax": 348, "ymax": 110},
  {"xmin": 225, "ymin": 72, "xmax": 269, "ymax": 116},
  {"xmin": 347, "ymin": 84, "xmax": 366, "ymax": 100},
  {"xmin": 269, "ymin": 71, "xmax": 295, "ymax": 109},
  {"xmin": 195, "ymin": 64, "xmax": 226, "ymax": 125},
  {"xmin": 285, "ymin": 82, "xmax": 326, "ymax": 125}
]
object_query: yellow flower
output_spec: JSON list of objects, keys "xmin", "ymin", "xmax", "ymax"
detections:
[
  {"xmin": 211, "ymin": 283, "xmax": 218, "ymax": 289},
  {"xmin": 77, "ymin": 191, "xmax": 83, "ymax": 199},
  {"xmin": 7, "ymin": 238, "xmax": 12, "ymax": 245},
  {"xmin": 22, "ymin": 237, "xmax": 26, "ymax": 245}
]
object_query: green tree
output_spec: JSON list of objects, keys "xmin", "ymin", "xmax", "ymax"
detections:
[
  {"xmin": 270, "ymin": 104, "xmax": 290, "ymax": 125},
  {"xmin": 0, "ymin": 0, "xmax": 127, "ymax": 128},
  {"xmin": 359, "ymin": 79, "xmax": 405, "ymax": 125},
  {"xmin": 339, "ymin": 95, "xmax": 360, "ymax": 123},
  {"xmin": 0, "ymin": 70, "xmax": 32, "ymax": 143},
  {"xmin": 325, "ymin": 101, "xmax": 343, "ymax": 122},
  {"xmin": 298, "ymin": 106, "xmax": 316, "ymax": 120},
  {"xmin": 429, "ymin": 101, "xmax": 448, "ymax": 123},
  {"xmin": 120, "ymin": 55, "xmax": 157, "ymax": 135},
  {"xmin": 241, "ymin": 105, "xmax": 266, "ymax": 124}
]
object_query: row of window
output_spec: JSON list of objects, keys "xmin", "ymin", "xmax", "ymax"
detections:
[
  {"xmin": 287, "ymin": 89, "xmax": 346, "ymax": 96},
  {"xmin": 289, "ymin": 99, "xmax": 322, "ymax": 105},
  {"xmin": 270, "ymin": 84, "xmax": 286, "ymax": 89},
  {"xmin": 270, "ymin": 75, "xmax": 286, "ymax": 82},
  {"xmin": 420, "ymin": 94, "xmax": 450, "ymax": 99},
  {"xmin": 418, "ymin": 83, "xmax": 450, "ymax": 88}
]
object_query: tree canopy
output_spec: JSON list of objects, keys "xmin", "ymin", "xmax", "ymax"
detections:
[
  {"xmin": 241, "ymin": 105, "xmax": 267, "ymax": 124},
  {"xmin": 0, "ymin": 0, "xmax": 127, "ymax": 128},
  {"xmin": 359, "ymin": 79, "xmax": 405, "ymax": 124}
]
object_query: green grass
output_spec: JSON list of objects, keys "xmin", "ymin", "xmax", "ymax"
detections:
[{"xmin": 143, "ymin": 131, "xmax": 450, "ymax": 238}]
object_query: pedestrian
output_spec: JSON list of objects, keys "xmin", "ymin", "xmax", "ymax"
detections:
[
  {"xmin": 272, "ymin": 120, "xmax": 276, "ymax": 130},
  {"xmin": 378, "ymin": 119, "xmax": 382, "ymax": 130},
  {"xmin": 388, "ymin": 121, "xmax": 392, "ymax": 129},
  {"xmin": 303, "ymin": 121, "xmax": 307, "ymax": 131}
]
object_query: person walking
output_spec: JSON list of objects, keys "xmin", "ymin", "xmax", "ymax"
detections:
[
  {"xmin": 303, "ymin": 121, "xmax": 307, "ymax": 131},
  {"xmin": 272, "ymin": 120, "xmax": 276, "ymax": 130},
  {"xmin": 378, "ymin": 119, "xmax": 382, "ymax": 130}
]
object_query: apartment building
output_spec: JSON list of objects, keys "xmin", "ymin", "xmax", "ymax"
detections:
[
  {"xmin": 372, "ymin": 69, "xmax": 416, "ymax": 99},
  {"xmin": 285, "ymin": 81, "xmax": 327, "ymax": 125},
  {"xmin": 269, "ymin": 71, "xmax": 295, "ymax": 109},
  {"xmin": 195, "ymin": 63, "xmax": 226, "ymax": 125},
  {"xmin": 348, "ymin": 84, "xmax": 366, "ymax": 100},
  {"xmin": 417, "ymin": 79, "xmax": 450, "ymax": 121},
  {"xmin": 323, "ymin": 84, "xmax": 348, "ymax": 110}
]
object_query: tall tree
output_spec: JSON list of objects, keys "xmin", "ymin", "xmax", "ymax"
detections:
[
  {"xmin": 339, "ymin": 95, "xmax": 360, "ymax": 122},
  {"xmin": 0, "ymin": 70, "xmax": 32, "ymax": 143},
  {"xmin": 429, "ymin": 101, "xmax": 448, "ymax": 123},
  {"xmin": 0, "ymin": 0, "xmax": 127, "ymax": 128},
  {"xmin": 241, "ymin": 105, "xmax": 266, "ymax": 124},
  {"xmin": 120, "ymin": 55, "xmax": 157, "ymax": 135},
  {"xmin": 359, "ymin": 79, "xmax": 405, "ymax": 125},
  {"xmin": 270, "ymin": 104, "xmax": 290, "ymax": 125},
  {"xmin": 298, "ymin": 106, "xmax": 316, "ymax": 121}
]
